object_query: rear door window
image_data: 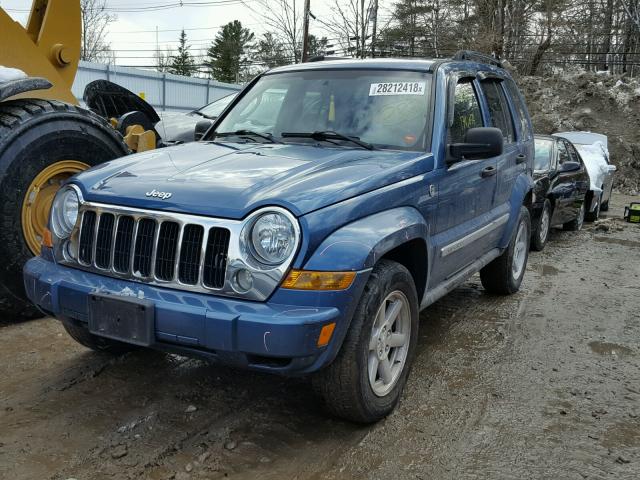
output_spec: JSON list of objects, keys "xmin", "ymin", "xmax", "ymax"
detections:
[
  {"xmin": 480, "ymin": 80, "xmax": 515, "ymax": 144},
  {"xmin": 557, "ymin": 140, "xmax": 570, "ymax": 167},
  {"xmin": 566, "ymin": 142, "xmax": 583, "ymax": 167},
  {"xmin": 504, "ymin": 79, "xmax": 533, "ymax": 141}
]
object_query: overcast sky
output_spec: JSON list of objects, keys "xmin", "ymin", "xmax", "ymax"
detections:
[{"xmin": 1, "ymin": 0, "xmax": 393, "ymax": 68}]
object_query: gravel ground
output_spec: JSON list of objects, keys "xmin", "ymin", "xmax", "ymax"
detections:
[{"xmin": 0, "ymin": 194, "xmax": 638, "ymax": 480}]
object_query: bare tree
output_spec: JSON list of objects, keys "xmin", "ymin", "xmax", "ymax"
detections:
[
  {"xmin": 80, "ymin": 0, "xmax": 117, "ymax": 63},
  {"xmin": 621, "ymin": 0, "xmax": 640, "ymax": 30},
  {"xmin": 319, "ymin": 0, "xmax": 377, "ymax": 58},
  {"xmin": 155, "ymin": 47, "xmax": 174, "ymax": 73},
  {"xmin": 254, "ymin": 0, "xmax": 302, "ymax": 62}
]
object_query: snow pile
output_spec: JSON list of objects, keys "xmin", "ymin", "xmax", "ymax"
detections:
[
  {"xmin": 518, "ymin": 71, "xmax": 640, "ymax": 194},
  {"xmin": 0, "ymin": 66, "xmax": 27, "ymax": 83}
]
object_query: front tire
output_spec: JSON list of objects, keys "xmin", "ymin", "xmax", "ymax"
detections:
[
  {"xmin": 0, "ymin": 99, "xmax": 129, "ymax": 319},
  {"xmin": 480, "ymin": 206, "xmax": 531, "ymax": 295},
  {"xmin": 312, "ymin": 260, "xmax": 419, "ymax": 423},
  {"xmin": 531, "ymin": 199, "xmax": 552, "ymax": 251}
]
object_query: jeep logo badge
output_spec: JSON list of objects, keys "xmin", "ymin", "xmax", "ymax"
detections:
[{"xmin": 146, "ymin": 189, "xmax": 172, "ymax": 200}]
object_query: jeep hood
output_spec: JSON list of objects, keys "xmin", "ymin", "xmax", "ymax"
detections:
[{"xmin": 74, "ymin": 141, "xmax": 433, "ymax": 219}]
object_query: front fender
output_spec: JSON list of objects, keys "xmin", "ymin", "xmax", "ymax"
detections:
[
  {"xmin": 0, "ymin": 77, "xmax": 52, "ymax": 102},
  {"xmin": 303, "ymin": 207, "xmax": 428, "ymax": 271},
  {"xmin": 499, "ymin": 172, "xmax": 534, "ymax": 248}
]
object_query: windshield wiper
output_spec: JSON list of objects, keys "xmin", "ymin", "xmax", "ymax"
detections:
[
  {"xmin": 214, "ymin": 129, "xmax": 280, "ymax": 143},
  {"xmin": 281, "ymin": 131, "xmax": 375, "ymax": 150},
  {"xmin": 192, "ymin": 111, "xmax": 215, "ymax": 120}
]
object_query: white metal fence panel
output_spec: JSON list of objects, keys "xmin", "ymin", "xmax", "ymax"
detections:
[{"xmin": 72, "ymin": 61, "xmax": 241, "ymax": 112}]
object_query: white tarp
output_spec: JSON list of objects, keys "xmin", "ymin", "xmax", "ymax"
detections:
[{"xmin": 555, "ymin": 131, "xmax": 610, "ymax": 192}]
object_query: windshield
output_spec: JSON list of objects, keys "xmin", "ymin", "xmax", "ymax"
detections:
[
  {"xmin": 214, "ymin": 69, "xmax": 432, "ymax": 151},
  {"xmin": 534, "ymin": 138, "xmax": 553, "ymax": 171},
  {"xmin": 198, "ymin": 93, "xmax": 236, "ymax": 118}
]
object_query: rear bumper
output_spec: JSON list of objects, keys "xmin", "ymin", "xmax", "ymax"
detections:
[{"xmin": 24, "ymin": 255, "xmax": 368, "ymax": 375}]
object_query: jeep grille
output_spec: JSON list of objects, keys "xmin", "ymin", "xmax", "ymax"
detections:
[{"xmin": 75, "ymin": 207, "xmax": 230, "ymax": 289}]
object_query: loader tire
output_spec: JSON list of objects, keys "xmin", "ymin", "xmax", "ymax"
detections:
[{"xmin": 0, "ymin": 99, "xmax": 129, "ymax": 320}]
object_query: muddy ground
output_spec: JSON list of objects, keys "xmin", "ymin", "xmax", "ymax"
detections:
[{"xmin": 1, "ymin": 194, "xmax": 639, "ymax": 480}]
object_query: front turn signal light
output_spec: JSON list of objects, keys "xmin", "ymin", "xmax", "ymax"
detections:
[
  {"xmin": 317, "ymin": 322, "xmax": 336, "ymax": 347},
  {"xmin": 281, "ymin": 270, "xmax": 356, "ymax": 291}
]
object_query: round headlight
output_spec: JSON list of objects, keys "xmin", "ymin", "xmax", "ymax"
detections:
[
  {"xmin": 250, "ymin": 212, "xmax": 296, "ymax": 265},
  {"xmin": 51, "ymin": 187, "xmax": 79, "ymax": 238}
]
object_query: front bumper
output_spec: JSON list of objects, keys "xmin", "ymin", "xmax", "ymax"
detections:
[{"xmin": 24, "ymin": 255, "xmax": 368, "ymax": 375}]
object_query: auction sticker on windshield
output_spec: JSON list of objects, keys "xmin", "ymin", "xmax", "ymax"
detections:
[{"xmin": 369, "ymin": 82, "xmax": 426, "ymax": 96}]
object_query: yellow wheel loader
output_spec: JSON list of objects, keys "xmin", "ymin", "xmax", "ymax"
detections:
[{"xmin": 0, "ymin": 1, "xmax": 153, "ymax": 318}]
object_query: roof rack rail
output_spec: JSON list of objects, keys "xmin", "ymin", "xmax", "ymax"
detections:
[
  {"xmin": 452, "ymin": 50, "xmax": 503, "ymax": 68},
  {"xmin": 307, "ymin": 55, "xmax": 350, "ymax": 62}
]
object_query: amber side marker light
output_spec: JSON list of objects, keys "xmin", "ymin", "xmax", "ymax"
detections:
[
  {"xmin": 281, "ymin": 270, "xmax": 356, "ymax": 291},
  {"xmin": 42, "ymin": 228, "xmax": 53, "ymax": 248},
  {"xmin": 317, "ymin": 322, "xmax": 336, "ymax": 347}
]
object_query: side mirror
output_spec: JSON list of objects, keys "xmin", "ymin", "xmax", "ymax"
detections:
[
  {"xmin": 607, "ymin": 164, "xmax": 617, "ymax": 172},
  {"xmin": 449, "ymin": 127, "xmax": 503, "ymax": 163},
  {"xmin": 559, "ymin": 161, "xmax": 581, "ymax": 173},
  {"xmin": 194, "ymin": 119, "xmax": 213, "ymax": 141}
]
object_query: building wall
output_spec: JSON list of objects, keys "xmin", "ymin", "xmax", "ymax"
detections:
[{"xmin": 73, "ymin": 61, "xmax": 241, "ymax": 112}]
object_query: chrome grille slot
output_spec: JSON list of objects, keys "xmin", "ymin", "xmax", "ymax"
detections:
[
  {"xmin": 95, "ymin": 213, "xmax": 115, "ymax": 269},
  {"xmin": 113, "ymin": 216, "xmax": 135, "ymax": 273},
  {"xmin": 155, "ymin": 221, "xmax": 179, "ymax": 281},
  {"xmin": 79, "ymin": 211, "xmax": 97, "ymax": 264},
  {"xmin": 178, "ymin": 224, "xmax": 204, "ymax": 285},
  {"xmin": 133, "ymin": 218, "xmax": 156, "ymax": 277},
  {"xmin": 203, "ymin": 227, "xmax": 230, "ymax": 289}
]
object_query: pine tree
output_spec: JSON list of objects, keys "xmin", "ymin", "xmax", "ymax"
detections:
[
  {"xmin": 254, "ymin": 32, "xmax": 289, "ymax": 68},
  {"xmin": 169, "ymin": 30, "xmax": 197, "ymax": 77},
  {"xmin": 205, "ymin": 21, "xmax": 255, "ymax": 83}
]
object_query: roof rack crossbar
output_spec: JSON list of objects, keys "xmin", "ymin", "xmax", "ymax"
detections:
[
  {"xmin": 307, "ymin": 55, "xmax": 350, "ymax": 62},
  {"xmin": 452, "ymin": 50, "xmax": 503, "ymax": 68}
]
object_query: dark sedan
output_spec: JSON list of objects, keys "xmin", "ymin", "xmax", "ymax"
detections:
[{"xmin": 531, "ymin": 135, "xmax": 590, "ymax": 250}]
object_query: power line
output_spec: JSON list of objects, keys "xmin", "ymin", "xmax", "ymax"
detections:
[{"xmin": 3, "ymin": 0, "xmax": 258, "ymax": 13}]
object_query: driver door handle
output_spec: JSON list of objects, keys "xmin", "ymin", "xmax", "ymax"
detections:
[
  {"xmin": 516, "ymin": 154, "xmax": 527, "ymax": 164},
  {"xmin": 481, "ymin": 166, "xmax": 497, "ymax": 178}
]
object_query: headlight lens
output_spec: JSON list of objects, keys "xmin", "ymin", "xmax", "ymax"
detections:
[
  {"xmin": 51, "ymin": 187, "xmax": 79, "ymax": 238},
  {"xmin": 250, "ymin": 212, "xmax": 296, "ymax": 265}
]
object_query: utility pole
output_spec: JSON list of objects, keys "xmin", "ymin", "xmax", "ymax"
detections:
[
  {"xmin": 301, "ymin": 0, "xmax": 311, "ymax": 62},
  {"xmin": 361, "ymin": 0, "xmax": 366, "ymax": 58},
  {"xmin": 371, "ymin": 0, "xmax": 378, "ymax": 58}
]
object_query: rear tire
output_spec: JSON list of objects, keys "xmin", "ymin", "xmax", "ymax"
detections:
[
  {"xmin": 600, "ymin": 186, "xmax": 612, "ymax": 212},
  {"xmin": 585, "ymin": 192, "xmax": 601, "ymax": 222},
  {"xmin": 0, "ymin": 99, "xmax": 129, "ymax": 320},
  {"xmin": 62, "ymin": 321, "xmax": 137, "ymax": 355},
  {"xmin": 563, "ymin": 198, "xmax": 585, "ymax": 231},
  {"xmin": 480, "ymin": 206, "xmax": 531, "ymax": 295},
  {"xmin": 312, "ymin": 260, "xmax": 419, "ymax": 423},
  {"xmin": 531, "ymin": 199, "xmax": 552, "ymax": 251}
]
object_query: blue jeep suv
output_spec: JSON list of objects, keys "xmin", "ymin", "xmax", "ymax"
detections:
[{"xmin": 24, "ymin": 52, "xmax": 535, "ymax": 423}]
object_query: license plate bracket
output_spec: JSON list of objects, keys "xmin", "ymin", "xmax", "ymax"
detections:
[{"xmin": 88, "ymin": 293, "xmax": 155, "ymax": 346}]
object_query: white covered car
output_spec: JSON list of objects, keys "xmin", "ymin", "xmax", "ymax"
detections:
[{"xmin": 554, "ymin": 132, "xmax": 616, "ymax": 220}]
